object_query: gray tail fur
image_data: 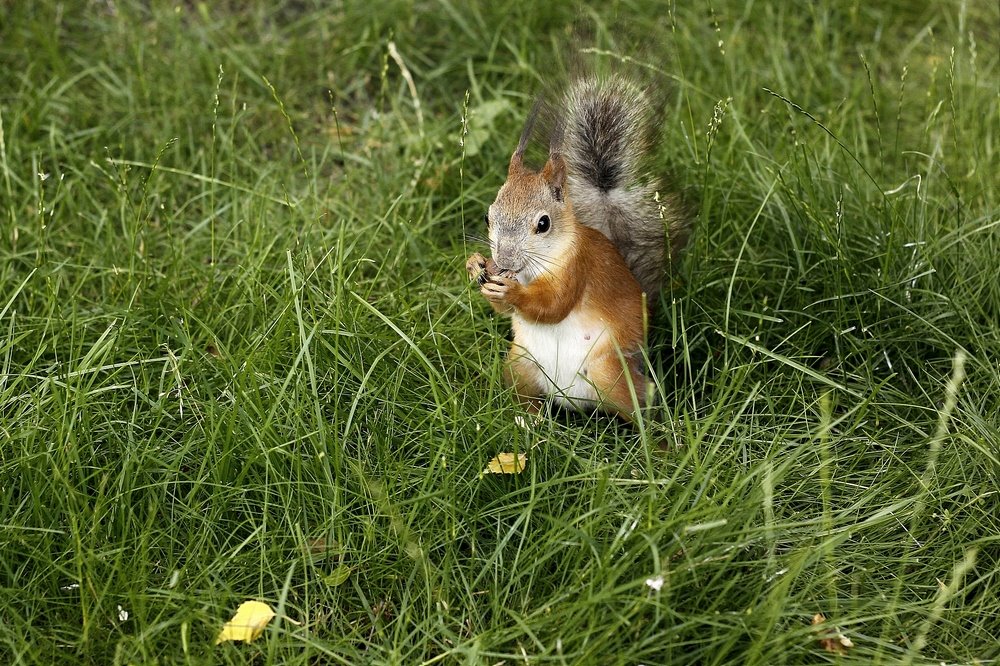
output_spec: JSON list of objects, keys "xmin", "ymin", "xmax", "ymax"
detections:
[{"xmin": 561, "ymin": 76, "xmax": 690, "ymax": 298}]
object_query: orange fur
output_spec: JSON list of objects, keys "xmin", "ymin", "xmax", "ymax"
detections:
[{"xmin": 507, "ymin": 225, "xmax": 648, "ymax": 418}]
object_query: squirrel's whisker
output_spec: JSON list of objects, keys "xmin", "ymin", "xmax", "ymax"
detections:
[
  {"xmin": 524, "ymin": 250, "xmax": 566, "ymax": 274},
  {"xmin": 464, "ymin": 232, "xmax": 490, "ymax": 245},
  {"xmin": 528, "ymin": 256, "xmax": 558, "ymax": 278}
]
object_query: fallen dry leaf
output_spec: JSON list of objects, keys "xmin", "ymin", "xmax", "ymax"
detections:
[
  {"xmin": 305, "ymin": 536, "xmax": 341, "ymax": 557},
  {"xmin": 482, "ymin": 452, "xmax": 527, "ymax": 475},
  {"xmin": 811, "ymin": 613, "xmax": 854, "ymax": 655},
  {"xmin": 215, "ymin": 601, "xmax": 275, "ymax": 645}
]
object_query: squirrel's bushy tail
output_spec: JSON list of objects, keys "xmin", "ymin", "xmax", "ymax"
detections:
[{"xmin": 562, "ymin": 76, "xmax": 689, "ymax": 297}]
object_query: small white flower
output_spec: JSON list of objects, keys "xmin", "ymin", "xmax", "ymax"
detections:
[
  {"xmin": 645, "ymin": 576, "xmax": 664, "ymax": 592},
  {"xmin": 117, "ymin": 605, "xmax": 129, "ymax": 622}
]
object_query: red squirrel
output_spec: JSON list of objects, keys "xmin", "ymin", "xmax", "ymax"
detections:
[{"xmin": 466, "ymin": 77, "xmax": 689, "ymax": 420}]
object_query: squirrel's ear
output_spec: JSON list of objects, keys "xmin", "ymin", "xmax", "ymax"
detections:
[
  {"xmin": 541, "ymin": 153, "xmax": 566, "ymax": 202},
  {"xmin": 507, "ymin": 150, "xmax": 525, "ymax": 177}
]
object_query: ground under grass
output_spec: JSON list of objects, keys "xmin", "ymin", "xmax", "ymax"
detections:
[{"xmin": 1, "ymin": 1, "xmax": 998, "ymax": 664}]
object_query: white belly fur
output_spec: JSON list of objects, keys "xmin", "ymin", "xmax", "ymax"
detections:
[{"xmin": 513, "ymin": 312, "xmax": 607, "ymax": 408}]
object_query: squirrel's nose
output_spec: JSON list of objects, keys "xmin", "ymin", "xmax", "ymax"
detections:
[{"xmin": 492, "ymin": 243, "xmax": 516, "ymax": 272}]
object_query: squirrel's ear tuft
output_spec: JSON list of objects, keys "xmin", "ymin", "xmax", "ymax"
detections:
[
  {"xmin": 509, "ymin": 98, "xmax": 543, "ymax": 176},
  {"xmin": 542, "ymin": 153, "xmax": 567, "ymax": 202}
]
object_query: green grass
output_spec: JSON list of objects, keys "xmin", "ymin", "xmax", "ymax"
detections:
[{"xmin": 1, "ymin": 1, "xmax": 998, "ymax": 664}]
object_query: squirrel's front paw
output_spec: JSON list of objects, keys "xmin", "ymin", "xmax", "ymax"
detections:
[
  {"xmin": 466, "ymin": 253, "xmax": 488, "ymax": 283},
  {"xmin": 481, "ymin": 275, "xmax": 519, "ymax": 305}
]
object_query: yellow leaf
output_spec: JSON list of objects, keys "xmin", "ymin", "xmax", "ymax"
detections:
[
  {"xmin": 483, "ymin": 452, "xmax": 527, "ymax": 475},
  {"xmin": 215, "ymin": 601, "xmax": 275, "ymax": 645}
]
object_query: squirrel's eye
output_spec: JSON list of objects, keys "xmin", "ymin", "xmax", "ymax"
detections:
[
  {"xmin": 535, "ymin": 214, "xmax": 551, "ymax": 234},
  {"xmin": 484, "ymin": 212, "xmax": 490, "ymax": 227}
]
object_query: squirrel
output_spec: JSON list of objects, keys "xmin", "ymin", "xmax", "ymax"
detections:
[{"xmin": 466, "ymin": 76, "xmax": 690, "ymax": 420}]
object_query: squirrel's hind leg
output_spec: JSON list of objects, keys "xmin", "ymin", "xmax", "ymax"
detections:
[
  {"xmin": 586, "ymin": 352, "xmax": 651, "ymax": 422},
  {"xmin": 504, "ymin": 351, "xmax": 546, "ymax": 416}
]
